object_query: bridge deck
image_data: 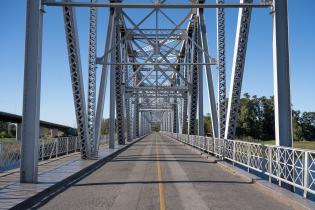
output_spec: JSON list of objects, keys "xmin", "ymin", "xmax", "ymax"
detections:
[{"xmin": 37, "ymin": 134, "xmax": 296, "ymax": 210}]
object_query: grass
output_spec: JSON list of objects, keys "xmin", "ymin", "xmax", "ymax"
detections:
[
  {"xmin": 243, "ymin": 139, "xmax": 315, "ymax": 150},
  {"xmin": 0, "ymin": 138, "xmax": 16, "ymax": 142}
]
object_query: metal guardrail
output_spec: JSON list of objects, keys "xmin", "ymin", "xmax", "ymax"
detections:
[
  {"xmin": 162, "ymin": 132, "xmax": 315, "ymax": 199},
  {"xmin": 0, "ymin": 135, "xmax": 109, "ymax": 172}
]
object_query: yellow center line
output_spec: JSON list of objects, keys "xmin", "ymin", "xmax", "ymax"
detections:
[{"xmin": 155, "ymin": 133, "xmax": 166, "ymax": 210}]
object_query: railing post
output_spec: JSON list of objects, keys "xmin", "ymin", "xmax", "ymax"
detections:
[
  {"xmin": 66, "ymin": 137, "xmax": 69, "ymax": 155},
  {"xmin": 55, "ymin": 139, "xmax": 59, "ymax": 157},
  {"xmin": 277, "ymin": 148, "xmax": 281, "ymax": 187},
  {"xmin": 247, "ymin": 143, "xmax": 250, "ymax": 172},
  {"xmin": 0, "ymin": 143, "xmax": 3, "ymax": 168},
  {"xmin": 222, "ymin": 139, "xmax": 225, "ymax": 160},
  {"xmin": 232, "ymin": 141, "xmax": 236, "ymax": 166},
  {"xmin": 207, "ymin": 137, "xmax": 209, "ymax": 152},
  {"xmin": 41, "ymin": 140, "xmax": 44, "ymax": 161},
  {"xmin": 303, "ymin": 151, "xmax": 309, "ymax": 198},
  {"xmin": 268, "ymin": 146, "xmax": 272, "ymax": 182},
  {"xmin": 293, "ymin": 149, "xmax": 296, "ymax": 193},
  {"xmin": 74, "ymin": 137, "xmax": 78, "ymax": 151}
]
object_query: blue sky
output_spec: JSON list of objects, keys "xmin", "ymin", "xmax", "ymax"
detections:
[{"xmin": 0, "ymin": 0, "xmax": 314, "ymax": 127}]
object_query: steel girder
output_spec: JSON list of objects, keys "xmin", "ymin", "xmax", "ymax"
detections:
[
  {"xmin": 225, "ymin": 0, "xmax": 252, "ymax": 140},
  {"xmin": 217, "ymin": 0, "xmax": 227, "ymax": 139},
  {"xmin": 87, "ymin": 2, "xmax": 97, "ymax": 155},
  {"xmin": 199, "ymin": 9, "xmax": 219, "ymax": 138},
  {"xmin": 198, "ymin": 12, "xmax": 204, "ymax": 137},
  {"xmin": 94, "ymin": 9, "xmax": 114, "ymax": 152},
  {"xmin": 125, "ymin": 96, "xmax": 132, "ymax": 142},
  {"xmin": 173, "ymin": 103, "xmax": 178, "ymax": 133},
  {"xmin": 114, "ymin": 11, "xmax": 126, "ymax": 145},
  {"xmin": 45, "ymin": 2, "xmax": 272, "ymax": 9},
  {"xmin": 273, "ymin": 0, "xmax": 292, "ymax": 147},
  {"xmin": 63, "ymin": 1, "xmax": 90, "ymax": 159},
  {"xmin": 20, "ymin": 0, "xmax": 43, "ymax": 183},
  {"xmin": 134, "ymin": 96, "xmax": 140, "ymax": 138},
  {"xmin": 188, "ymin": 14, "xmax": 199, "ymax": 135}
]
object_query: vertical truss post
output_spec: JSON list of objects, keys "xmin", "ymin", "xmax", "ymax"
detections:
[
  {"xmin": 20, "ymin": 0, "xmax": 43, "ymax": 183},
  {"xmin": 182, "ymin": 93, "xmax": 188, "ymax": 134},
  {"xmin": 188, "ymin": 14, "xmax": 199, "ymax": 135},
  {"xmin": 165, "ymin": 112, "xmax": 170, "ymax": 132},
  {"xmin": 225, "ymin": 0, "xmax": 252, "ymax": 140},
  {"xmin": 199, "ymin": 9, "xmax": 219, "ymax": 138},
  {"xmin": 166, "ymin": 112, "xmax": 169, "ymax": 132},
  {"xmin": 216, "ymin": 0, "xmax": 227, "ymax": 139},
  {"xmin": 131, "ymin": 102, "xmax": 134, "ymax": 138},
  {"xmin": 180, "ymin": 99, "xmax": 184, "ymax": 134},
  {"xmin": 114, "ymin": 10, "xmax": 126, "ymax": 145},
  {"xmin": 87, "ymin": 2, "xmax": 97, "ymax": 156},
  {"xmin": 125, "ymin": 95, "xmax": 132, "ymax": 142},
  {"xmin": 94, "ymin": 9, "xmax": 114, "ymax": 152},
  {"xmin": 134, "ymin": 96, "xmax": 140, "ymax": 137},
  {"xmin": 163, "ymin": 112, "xmax": 167, "ymax": 131},
  {"xmin": 63, "ymin": 1, "xmax": 91, "ymax": 159},
  {"xmin": 162, "ymin": 114, "xmax": 164, "ymax": 131},
  {"xmin": 109, "ymin": 68, "xmax": 115, "ymax": 149},
  {"xmin": 273, "ymin": 0, "xmax": 292, "ymax": 147},
  {"xmin": 109, "ymin": 10, "xmax": 117, "ymax": 149},
  {"xmin": 144, "ymin": 112, "xmax": 146, "ymax": 135},
  {"xmin": 146, "ymin": 112, "xmax": 149, "ymax": 134},
  {"xmin": 142, "ymin": 112, "xmax": 144, "ymax": 136},
  {"xmin": 173, "ymin": 104, "xmax": 178, "ymax": 133},
  {"xmin": 167, "ymin": 112, "xmax": 169, "ymax": 132},
  {"xmin": 198, "ymin": 11, "xmax": 204, "ymax": 136},
  {"xmin": 140, "ymin": 112, "xmax": 142, "ymax": 136},
  {"xmin": 169, "ymin": 112, "xmax": 172, "ymax": 132}
]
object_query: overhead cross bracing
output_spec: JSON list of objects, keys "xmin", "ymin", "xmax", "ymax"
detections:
[
  {"xmin": 95, "ymin": 0, "xmax": 221, "ymax": 144},
  {"xmin": 21, "ymin": 0, "xmax": 292, "ymax": 184}
]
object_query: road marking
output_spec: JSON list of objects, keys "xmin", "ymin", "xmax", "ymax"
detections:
[{"xmin": 155, "ymin": 133, "xmax": 166, "ymax": 210}]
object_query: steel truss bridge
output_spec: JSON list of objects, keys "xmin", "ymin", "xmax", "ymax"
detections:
[{"xmin": 12, "ymin": 0, "xmax": 306, "ymax": 204}]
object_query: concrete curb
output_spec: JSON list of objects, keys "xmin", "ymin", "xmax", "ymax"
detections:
[{"xmin": 11, "ymin": 136, "xmax": 147, "ymax": 210}]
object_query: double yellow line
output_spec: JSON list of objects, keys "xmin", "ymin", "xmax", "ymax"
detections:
[{"xmin": 155, "ymin": 134, "xmax": 166, "ymax": 210}]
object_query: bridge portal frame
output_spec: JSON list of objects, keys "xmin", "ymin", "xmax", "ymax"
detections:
[{"xmin": 21, "ymin": 0, "xmax": 292, "ymax": 183}]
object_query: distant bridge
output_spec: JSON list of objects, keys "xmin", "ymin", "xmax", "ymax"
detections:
[{"xmin": 0, "ymin": 111, "xmax": 76, "ymax": 138}]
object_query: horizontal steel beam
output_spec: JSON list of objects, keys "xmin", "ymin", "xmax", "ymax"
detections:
[
  {"xmin": 126, "ymin": 86, "xmax": 188, "ymax": 91},
  {"xmin": 45, "ymin": 2, "xmax": 272, "ymax": 9},
  {"xmin": 140, "ymin": 109, "xmax": 173, "ymax": 111},
  {"xmin": 100, "ymin": 63, "xmax": 218, "ymax": 65}
]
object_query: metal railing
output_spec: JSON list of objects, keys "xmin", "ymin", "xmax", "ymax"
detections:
[
  {"xmin": 162, "ymin": 132, "xmax": 315, "ymax": 199},
  {"xmin": 0, "ymin": 135, "xmax": 109, "ymax": 172}
]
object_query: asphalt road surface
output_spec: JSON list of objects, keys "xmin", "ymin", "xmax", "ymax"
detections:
[{"xmin": 37, "ymin": 133, "xmax": 298, "ymax": 210}]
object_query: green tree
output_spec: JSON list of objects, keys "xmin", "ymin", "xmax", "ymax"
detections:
[
  {"xmin": 259, "ymin": 96, "xmax": 275, "ymax": 140},
  {"xmin": 204, "ymin": 113, "xmax": 212, "ymax": 136},
  {"xmin": 236, "ymin": 93, "xmax": 261, "ymax": 140},
  {"xmin": 301, "ymin": 112, "xmax": 315, "ymax": 140},
  {"xmin": 101, "ymin": 118, "xmax": 110, "ymax": 135},
  {"xmin": 292, "ymin": 110, "xmax": 304, "ymax": 141}
]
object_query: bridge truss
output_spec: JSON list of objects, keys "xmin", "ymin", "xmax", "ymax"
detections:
[{"xmin": 20, "ymin": 0, "xmax": 292, "ymax": 183}]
